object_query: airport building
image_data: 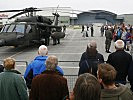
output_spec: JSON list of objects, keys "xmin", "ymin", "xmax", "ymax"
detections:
[
  {"xmin": 118, "ymin": 14, "xmax": 133, "ymax": 25},
  {"xmin": 39, "ymin": 7, "xmax": 132, "ymax": 25},
  {"xmin": 70, "ymin": 10, "xmax": 123, "ymax": 25},
  {"xmin": 0, "ymin": 7, "xmax": 133, "ymax": 26}
]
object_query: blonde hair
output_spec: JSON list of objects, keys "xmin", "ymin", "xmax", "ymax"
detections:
[
  {"xmin": 38, "ymin": 45, "xmax": 48, "ymax": 56},
  {"xmin": 4, "ymin": 57, "xmax": 15, "ymax": 70},
  {"xmin": 46, "ymin": 55, "xmax": 58, "ymax": 70}
]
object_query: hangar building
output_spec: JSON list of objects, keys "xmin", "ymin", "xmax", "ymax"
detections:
[{"xmin": 70, "ymin": 10, "xmax": 123, "ymax": 25}]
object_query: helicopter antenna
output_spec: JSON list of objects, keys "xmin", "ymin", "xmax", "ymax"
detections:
[
  {"xmin": 52, "ymin": 5, "xmax": 60, "ymax": 26},
  {"xmin": 55, "ymin": 5, "xmax": 59, "ymax": 14}
]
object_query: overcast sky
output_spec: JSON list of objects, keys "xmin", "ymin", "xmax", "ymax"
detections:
[{"xmin": 0, "ymin": 0, "xmax": 133, "ymax": 15}]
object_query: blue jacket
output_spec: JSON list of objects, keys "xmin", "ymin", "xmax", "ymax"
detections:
[
  {"xmin": 24, "ymin": 55, "xmax": 64, "ymax": 89},
  {"xmin": 24, "ymin": 56, "xmax": 48, "ymax": 78}
]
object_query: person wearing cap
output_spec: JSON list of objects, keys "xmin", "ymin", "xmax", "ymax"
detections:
[
  {"xmin": 78, "ymin": 40, "xmax": 104, "ymax": 77},
  {"xmin": 107, "ymin": 40, "xmax": 132, "ymax": 85},
  {"xmin": 29, "ymin": 55, "xmax": 69, "ymax": 100},
  {"xmin": 24, "ymin": 45, "xmax": 64, "ymax": 89},
  {"xmin": 105, "ymin": 26, "xmax": 113, "ymax": 53}
]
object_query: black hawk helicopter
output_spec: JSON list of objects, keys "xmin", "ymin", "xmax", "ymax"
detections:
[{"xmin": 0, "ymin": 7, "xmax": 65, "ymax": 47}]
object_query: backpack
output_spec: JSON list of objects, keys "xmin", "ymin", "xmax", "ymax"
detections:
[
  {"xmin": 85, "ymin": 58, "xmax": 99, "ymax": 77},
  {"xmin": 78, "ymin": 57, "xmax": 100, "ymax": 77},
  {"xmin": 117, "ymin": 30, "xmax": 122, "ymax": 38}
]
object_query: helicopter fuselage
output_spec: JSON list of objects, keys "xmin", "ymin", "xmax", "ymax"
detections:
[
  {"xmin": 0, "ymin": 11, "xmax": 63, "ymax": 47},
  {"xmin": 0, "ymin": 22, "xmax": 41, "ymax": 47}
]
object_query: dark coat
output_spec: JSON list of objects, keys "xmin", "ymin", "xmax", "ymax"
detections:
[
  {"xmin": 105, "ymin": 30, "xmax": 113, "ymax": 44},
  {"xmin": 78, "ymin": 52, "xmax": 104, "ymax": 76},
  {"xmin": 0, "ymin": 65, "xmax": 4, "ymax": 73},
  {"xmin": 107, "ymin": 50, "xmax": 132, "ymax": 83},
  {"xmin": 29, "ymin": 70, "xmax": 69, "ymax": 100},
  {"xmin": 128, "ymin": 60, "xmax": 133, "ymax": 92}
]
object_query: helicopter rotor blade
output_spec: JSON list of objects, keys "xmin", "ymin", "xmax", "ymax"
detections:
[
  {"xmin": 8, "ymin": 11, "xmax": 27, "ymax": 19},
  {"xmin": 0, "ymin": 7, "xmax": 43, "ymax": 19},
  {"xmin": 0, "ymin": 7, "xmax": 42, "ymax": 13},
  {"xmin": 0, "ymin": 10, "xmax": 23, "ymax": 13}
]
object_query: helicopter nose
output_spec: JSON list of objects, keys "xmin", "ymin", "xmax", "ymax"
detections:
[{"xmin": 0, "ymin": 39, "xmax": 5, "ymax": 47}]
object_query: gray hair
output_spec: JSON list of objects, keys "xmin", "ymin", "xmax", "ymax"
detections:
[
  {"xmin": 46, "ymin": 55, "xmax": 58, "ymax": 70},
  {"xmin": 38, "ymin": 45, "xmax": 48, "ymax": 56},
  {"xmin": 87, "ymin": 40, "xmax": 97, "ymax": 48}
]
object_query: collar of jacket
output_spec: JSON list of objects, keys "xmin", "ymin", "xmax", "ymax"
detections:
[
  {"xmin": 4, "ymin": 69, "xmax": 21, "ymax": 74},
  {"xmin": 116, "ymin": 49, "xmax": 124, "ymax": 52},
  {"xmin": 34, "ymin": 55, "xmax": 48, "ymax": 60},
  {"xmin": 42, "ymin": 70, "xmax": 60, "ymax": 75},
  {"xmin": 101, "ymin": 84, "xmax": 127, "ymax": 98}
]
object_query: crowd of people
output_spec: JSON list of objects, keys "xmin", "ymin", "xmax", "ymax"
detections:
[
  {"xmin": 0, "ymin": 41, "xmax": 133, "ymax": 100},
  {"xmin": 81, "ymin": 24, "xmax": 94, "ymax": 38},
  {"xmin": 105, "ymin": 23, "xmax": 133, "ymax": 53},
  {"xmin": 0, "ymin": 23, "xmax": 133, "ymax": 100},
  {"xmin": 81, "ymin": 23, "xmax": 133, "ymax": 54}
]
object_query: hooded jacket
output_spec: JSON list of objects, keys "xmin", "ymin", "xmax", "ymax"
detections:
[
  {"xmin": 101, "ymin": 84, "xmax": 133, "ymax": 100},
  {"xmin": 24, "ymin": 55, "xmax": 64, "ymax": 89}
]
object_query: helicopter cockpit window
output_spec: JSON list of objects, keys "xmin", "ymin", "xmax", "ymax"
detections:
[
  {"xmin": 7, "ymin": 25, "xmax": 15, "ymax": 32},
  {"xmin": 14, "ymin": 25, "xmax": 25, "ymax": 33},
  {"xmin": 26, "ymin": 25, "xmax": 32, "ymax": 33},
  {"xmin": 1, "ymin": 25, "xmax": 10, "ymax": 33}
]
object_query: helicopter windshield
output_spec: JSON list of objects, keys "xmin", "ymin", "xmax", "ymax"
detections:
[
  {"xmin": 14, "ymin": 24, "xmax": 25, "ymax": 33},
  {"xmin": 0, "ymin": 25, "xmax": 10, "ymax": 33},
  {"xmin": 7, "ymin": 25, "xmax": 15, "ymax": 32},
  {"xmin": 1, "ymin": 24, "xmax": 25, "ymax": 34}
]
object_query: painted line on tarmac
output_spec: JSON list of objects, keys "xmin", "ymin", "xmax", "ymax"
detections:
[
  {"xmin": 49, "ymin": 53, "xmax": 82, "ymax": 54},
  {"xmin": 16, "ymin": 65, "xmax": 79, "ymax": 69},
  {"xmin": 9, "ymin": 51, "xmax": 25, "ymax": 58}
]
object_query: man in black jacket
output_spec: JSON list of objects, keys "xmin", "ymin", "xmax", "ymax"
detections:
[{"xmin": 107, "ymin": 39, "xmax": 132, "ymax": 84}]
